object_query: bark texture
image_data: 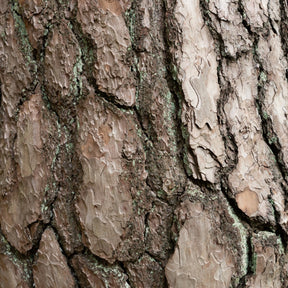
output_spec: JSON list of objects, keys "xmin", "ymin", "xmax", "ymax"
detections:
[{"xmin": 1, "ymin": 0, "xmax": 288, "ymax": 287}]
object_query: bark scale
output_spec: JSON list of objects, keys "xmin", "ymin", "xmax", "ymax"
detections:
[{"xmin": 0, "ymin": 0, "xmax": 288, "ymax": 287}]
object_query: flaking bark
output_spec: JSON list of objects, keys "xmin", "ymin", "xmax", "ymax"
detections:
[{"xmin": 1, "ymin": 0, "xmax": 288, "ymax": 287}]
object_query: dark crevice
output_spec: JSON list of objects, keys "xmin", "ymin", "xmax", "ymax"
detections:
[
  {"xmin": 211, "ymin": 0, "xmax": 288, "ymax": 239},
  {"xmin": 200, "ymin": 0, "xmax": 241, "ymax": 212},
  {"xmin": 70, "ymin": 248, "xmax": 133, "ymax": 287},
  {"xmin": 216, "ymin": 58, "xmax": 239, "ymax": 173},
  {"xmin": 124, "ymin": 1, "xmax": 188, "ymax": 285},
  {"xmin": 11, "ymin": 0, "xmax": 40, "ymax": 117},
  {"xmin": 251, "ymin": 18, "xmax": 288, "ymax": 187},
  {"xmin": 0, "ymin": 228, "xmax": 34, "ymax": 287},
  {"xmin": 39, "ymin": 24, "xmax": 52, "ymax": 67},
  {"xmin": 0, "ymin": 82, "xmax": 2, "ymax": 107},
  {"xmin": 0, "ymin": 227, "xmax": 32, "ymax": 263},
  {"xmin": 199, "ymin": 0, "xmax": 234, "ymax": 59},
  {"xmin": 3, "ymin": 0, "xmax": 288, "ymax": 286},
  {"xmin": 27, "ymin": 223, "xmax": 50, "ymax": 263},
  {"xmin": 69, "ymin": 15, "xmax": 134, "ymax": 111},
  {"xmin": 133, "ymin": 106, "xmax": 151, "ymax": 145},
  {"xmin": 117, "ymin": 261, "xmax": 131, "ymax": 286},
  {"xmin": 279, "ymin": 0, "xmax": 288, "ymax": 66},
  {"xmin": 11, "ymin": 132, "xmax": 19, "ymax": 181},
  {"xmin": 269, "ymin": 194, "xmax": 288, "ymax": 252},
  {"xmin": 201, "ymin": 1, "xmax": 288, "ymax": 283},
  {"xmin": 81, "ymin": 247, "xmax": 116, "ymax": 267},
  {"xmin": 131, "ymin": 78, "xmax": 155, "ymax": 146},
  {"xmin": 200, "ymin": 1, "xmax": 241, "ymax": 190},
  {"xmin": 162, "ymin": 64, "xmax": 204, "ymax": 181},
  {"xmin": 79, "ymin": 247, "xmax": 134, "ymax": 283},
  {"xmin": 41, "ymin": 19, "xmax": 84, "ymax": 259},
  {"xmin": 187, "ymin": 176, "xmax": 218, "ymax": 194},
  {"xmin": 247, "ymin": 2, "xmax": 288, "ymax": 187},
  {"xmin": 126, "ymin": 0, "xmax": 187, "ymax": 207},
  {"xmin": 200, "ymin": 0, "xmax": 254, "ymax": 61},
  {"xmin": 238, "ymin": 0, "xmax": 254, "ymax": 36},
  {"xmin": 144, "ymin": 211, "xmax": 150, "ymax": 238},
  {"xmin": 219, "ymin": 184, "xmax": 261, "ymax": 286},
  {"xmin": 11, "ymin": 1, "xmax": 39, "ymax": 86},
  {"xmin": 39, "ymin": 26, "xmax": 78, "ymax": 240},
  {"xmin": 256, "ymin": 100, "xmax": 288, "ymax": 180},
  {"xmin": 48, "ymin": 226, "xmax": 81, "ymax": 287},
  {"xmin": 220, "ymin": 183, "xmax": 252, "ymax": 230},
  {"xmin": 143, "ymin": 201, "xmax": 176, "ymax": 266},
  {"xmin": 162, "ymin": 3, "xmax": 189, "ymax": 183},
  {"xmin": 268, "ymin": 1, "xmax": 278, "ymax": 36},
  {"xmin": 246, "ymin": 236, "xmax": 256, "ymax": 277},
  {"xmin": 163, "ymin": 0, "xmax": 205, "ymax": 186},
  {"xmin": 162, "ymin": 1, "xmax": 195, "ymax": 274},
  {"xmin": 68, "ymin": 19, "xmax": 97, "ymax": 96},
  {"xmin": 93, "ymin": 85, "xmax": 134, "ymax": 111},
  {"xmin": 199, "ymin": 145, "xmax": 223, "ymax": 167},
  {"xmin": 220, "ymin": 177, "xmax": 277, "ymax": 232}
]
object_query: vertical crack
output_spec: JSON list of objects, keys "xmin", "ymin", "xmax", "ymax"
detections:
[
  {"xmin": 255, "ymin": 67, "xmax": 288, "ymax": 182},
  {"xmin": 237, "ymin": 0, "xmax": 288, "ymax": 183},
  {"xmin": 0, "ymin": 82, "xmax": 2, "ymax": 108},
  {"xmin": 50, "ymin": 226, "xmax": 81, "ymax": 288},
  {"xmin": 199, "ymin": 1, "xmax": 288, "ymax": 284},
  {"xmin": 279, "ymin": 0, "xmax": 288, "ymax": 66},
  {"xmin": 251, "ymin": 24, "xmax": 288, "ymax": 185}
]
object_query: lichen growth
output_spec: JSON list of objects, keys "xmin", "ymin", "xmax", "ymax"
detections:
[
  {"xmin": 170, "ymin": 64, "xmax": 178, "ymax": 81},
  {"xmin": 259, "ymin": 71, "xmax": 267, "ymax": 82},
  {"xmin": 226, "ymin": 203, "xmax": 249, "ymax": 277},
  {"xmin": 276, "ymin": 237, "xmax": 285, "ymax": 254},
  {"xmin": 268, "ymin": 136, "xmax": 278, "ymax": 145},
  {"xmin": 11, "ymin": 2, "xmax": 37, "ymax": 74},
  {"xmin": 70, "ymin": 47, "xmax": 83, "ymax": 103},
  {"xmin": 125, "ymin": 6, "xmax": 137, "ymax": 45},
  {"xmin": 263, "ymin": 111, "xmax": 269, "ymax": 120}
]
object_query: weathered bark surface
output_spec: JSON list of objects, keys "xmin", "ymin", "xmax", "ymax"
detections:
[{"xmin": 1, "ymin": 0, "xmax": 288, "ymax": 287}]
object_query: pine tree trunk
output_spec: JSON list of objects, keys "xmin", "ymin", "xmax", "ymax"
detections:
[{"xmin": 1, "ymin": 0, "xmax": 288, "ymax": 287}]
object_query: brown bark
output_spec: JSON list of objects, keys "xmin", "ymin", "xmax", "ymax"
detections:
[{"xmin": 1, "ymin": 0, "xmax": 288, "ymax": 287}]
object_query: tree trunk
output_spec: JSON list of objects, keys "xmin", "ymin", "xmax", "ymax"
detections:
[{"xmin": 1, "ymin": 0, "xmax": 288, "ymax": 287}]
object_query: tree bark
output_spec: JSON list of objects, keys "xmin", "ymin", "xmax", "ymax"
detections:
[{"xmin": 0, "ymin": 0, "xmax": 288, "ymax": 287}]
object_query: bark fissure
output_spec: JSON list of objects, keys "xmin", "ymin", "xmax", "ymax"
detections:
[
  {"xmin": 238, "ymin": 2, "xmax": 288, "ymax": 186},
  {"xmin": 49, "ymin": 226, "xmax": 81, "ymax": 287},
  {"xmin": 198, "ymin": 1, "xmax": 288, "ymax": 286},
  {"xmin": 279, "ymin": 0, "xmax": 288, "ymax": 64},
  {"xmin": 1, "ymin": 0, "xmax": 288, "ymax": 286}
]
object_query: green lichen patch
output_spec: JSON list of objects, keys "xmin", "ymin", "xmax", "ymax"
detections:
[{"xmin": 11, "ymin": 2, "xmax": 37, "ymax": 73}]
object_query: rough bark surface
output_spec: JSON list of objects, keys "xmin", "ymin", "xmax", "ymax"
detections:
[{"xmin": 1, "ymin": 0, "xmax": 288, "ymax": 287}]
